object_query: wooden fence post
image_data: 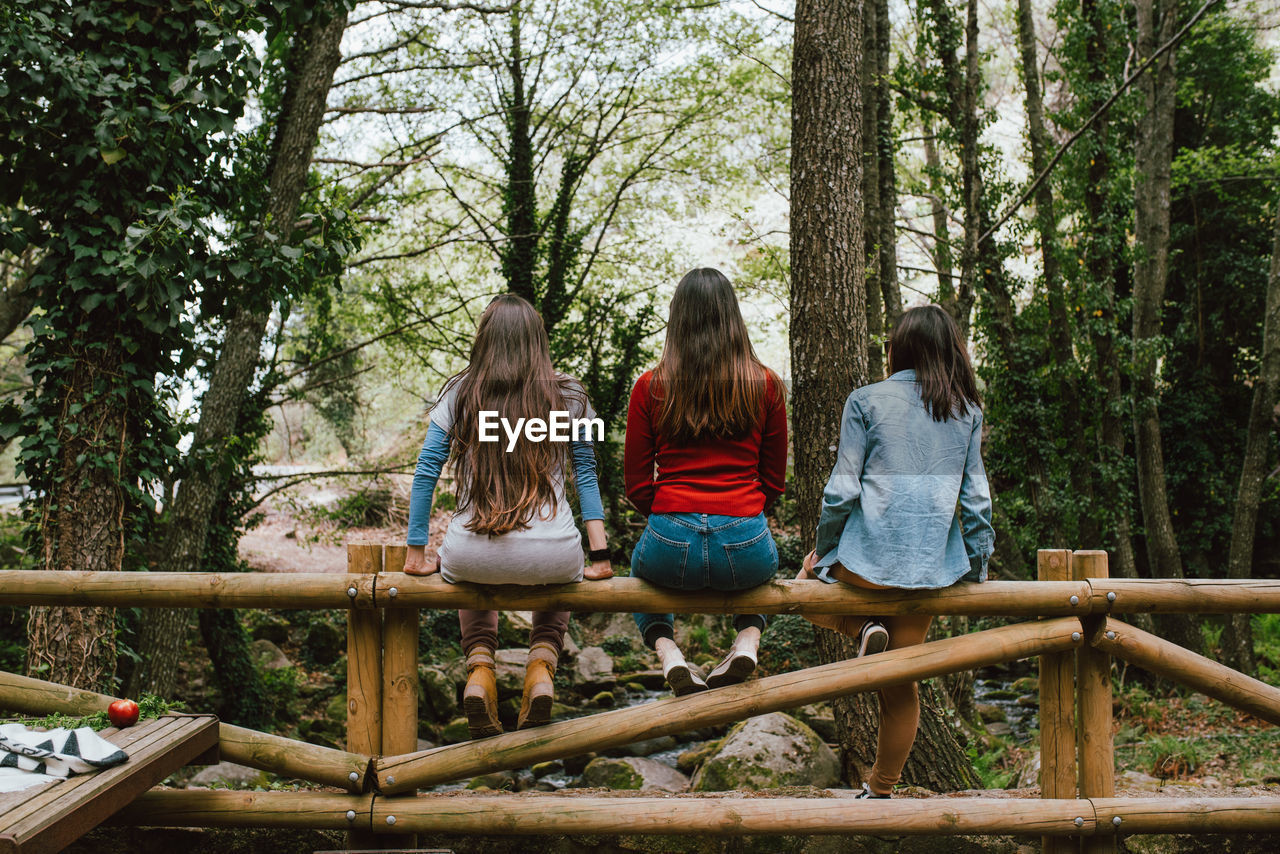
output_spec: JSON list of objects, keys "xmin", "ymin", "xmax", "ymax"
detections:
[
  {"xmin": 1075, "ymin": 550, "xmax": 1116, "ymax": 853},
  {"xmin": 379, "ymin": 544, "xmax": 419, "ymax": 845},
  {"xmin": 346, "ymin": 542, "xmax": 384, "ymax": 849},
  {"xmin": 1038, "ymin": 549, "xmax": 1077, "ymax": 854}
]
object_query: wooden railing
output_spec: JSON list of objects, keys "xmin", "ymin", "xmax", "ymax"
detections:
[{"xmin": 1, "ymin": 545, "xmax": 1278, "ymax": 853}]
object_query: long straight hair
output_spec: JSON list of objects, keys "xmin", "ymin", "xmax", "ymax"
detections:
[
  {"xmin": 651, "ymin": 268, "xmax": 779, "ymax": 443},
  {"xmin": 887, "ymin": 304, "xmax": 981, "ymax": 422},
  {"xmin": 445, "ymin": 295, "xmax": 583, "ymax": 535}
]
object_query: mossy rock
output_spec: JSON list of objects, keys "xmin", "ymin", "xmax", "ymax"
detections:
[
  {"xmin": 441, "ymin": 717, "xmax": 471, "ymax": 744},
  {"xmin": 590, "ymin": 691, "xmax": 616, "ymax": 708},
  {"xmin": 691, "ymin": 712, "xmax": 840, "ymax": 792},
  {"xmin": 676, "ymin": 739, "xmax": 722, "ymax": 775},
  {"xmin": 580, "ymin": 756, "xmax": 689, "ymax": 793}
]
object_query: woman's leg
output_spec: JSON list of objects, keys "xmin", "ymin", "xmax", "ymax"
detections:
[
  {"xmin": 797, "ymin": 552, "xmax": 871, "ymax": 638},
  {"xmin": 459, "ymin": 610, "xmax": 499, "ymax": 654},
  {"xmin": 529, "ymin": 611, "xmax": 569, "ymax": 655},
  {"xmin": 866, "ymin": 614, "xmax": 933, "ymax": 795},
  {"xmin": 458, "ymin": 610, "xmax": 502, "ymax": 738},
  {"xmin": 519, "ymin": 612, "xmax": 567, "ymax": 730}
]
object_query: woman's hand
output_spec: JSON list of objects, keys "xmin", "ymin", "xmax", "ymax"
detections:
[
  {"xmin": 404, "ymin": 545, "xmax": 438, "ymax": 577},
  {"xmin": 584, "ymin": 558, "xmax": 614, "ymax": 580}
]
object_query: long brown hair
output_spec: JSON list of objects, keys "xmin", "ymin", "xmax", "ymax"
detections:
[
  {"xmin": 651, "ymin": 268, "xmax": 779, "ymax": 443},
  {"xmin": 887, "ymin": 304, "xmax": 981, "ymax": 422},
  {"xmin": 445, "ymin": 295, "xmax": 583, "ymax": 535}
]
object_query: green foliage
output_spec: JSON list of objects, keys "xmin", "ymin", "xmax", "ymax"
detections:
[
  {"xmin": 17, "ymin": 693, "xmax": 183, "ymax": 732},
  {"xmin": 600, "ymin": 634, "xmax": 635, "ymax": 657},
  {"xmin": 1254, "ymin": 613, "xmax": 1280, "ymax": 686},
  {"xmin": 757, "ymin": 614, "xmax": 822, "ymax": 675}
]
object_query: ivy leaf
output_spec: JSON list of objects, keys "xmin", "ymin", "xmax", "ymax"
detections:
[{"xmin": 100, "ymin": 148, "xmax": 127, "ymax": 165}]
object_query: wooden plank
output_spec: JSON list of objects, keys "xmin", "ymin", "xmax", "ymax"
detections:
[
  {"xmin": 377, "ymin": 618, "xmax": 1083, "ymax": 794},
  {"xmin": 1038, "ymin": 549, "xmax": 1077, "ymax": 854},
  {"xmin": 380, "ymin": 557, "xmax": 420, "ymax": 845},
  {"xmin": 0, "ymin": 715, "xmax": 218, "ymax": 854},
  {"xmin": 1087, "ymin": 578, "xmax": 1280, "ymax": 614},
  {"xmin": 0, "ymin": 671, "xmax": 370, "ymax": 791},
  {"xmin": 1075, "ymin": 550, "xmax": 1115, "ymax": 854},
  {"xmin": 0, "ymin": 718, "xmax": 184, "ymax": 832}
]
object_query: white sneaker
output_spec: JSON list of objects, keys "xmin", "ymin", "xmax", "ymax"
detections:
[
  {"xmin": 857, "ymin": 621, "xmax": 889, "ymax": 657},
  {"xmin": 662, "ymin": 659, "xmax": 708, "ymax": 696},
  {"xmin": 705, "ymin": 647, "xmax": 758, "ymax": 688}
]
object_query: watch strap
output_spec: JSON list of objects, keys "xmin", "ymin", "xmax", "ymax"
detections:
[{"xmin": 587, "ymin": 547, "xmax": 611, "ymax": 562}]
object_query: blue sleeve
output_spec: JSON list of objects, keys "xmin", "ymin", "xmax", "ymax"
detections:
[
  {"xmin": 407, "ymin": 421, "xmax": 452, "ymax": 546},
  {"xmin": 813, "ymin": 394, "xmax": 865, "ymax": 564},
  {"xmin": 571, "ymin": 439, "xmax": 605, "ymax": 522},
  {"xmin": 958, "ymin": 410, "xmax": 995, "ymax": 579}
]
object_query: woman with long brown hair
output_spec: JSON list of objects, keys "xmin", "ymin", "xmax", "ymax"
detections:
[
  {"xmin": 404, "ymin": 294, "xmax": 612, "ymax": 739},
  {"xmin": 625, "ymin": 268, "xmax": 787, "ymax": 695},
  {"xmin": 799, "ymin": 304, "xmax": 994, "ymax": 798}
]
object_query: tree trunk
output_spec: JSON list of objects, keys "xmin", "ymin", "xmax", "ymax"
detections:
[
  {"xmin": 1016, "ymin": 0, "xmax": 1097, "ymax": 548},
  {"xmin": 873, "ymin": 0, "xmax": 900, "ymax": 328},
  {"xmin": 792, "ymin": 0, "xmax": 976, "ymax": 792},
  {"xmin": 1132, "ymin": 0, "xmax": 1200, "ymax": 654},
  {"xmin": 502, "ymin": 5, "xmax": 538, "ymax": 309},
  {"xmin": 1221, "ymin": 199, "xmax": 1280, "ymax": 674},
  {"xmin": 862, "ymin": 0, "xmax": 884, "ymax": 381},
  {"xmin": 127, "ymin": 3, "xmax": 351, "ymax": 699},
  {"xmin": 1080, "ymin": 0, "xmax": 1143, "ymax": 608},
  {"xmin": 25, "ymin": 338, "xmax": 128, "ymax": 690}
]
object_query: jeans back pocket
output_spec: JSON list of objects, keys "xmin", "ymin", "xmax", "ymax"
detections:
[
  {"xmin": 722, "ymin": 526, "xmax": 779, "ymax": 589},
  {"xmin": 633, "ymin": 525, "xmax": 692, "ymax": 588}
]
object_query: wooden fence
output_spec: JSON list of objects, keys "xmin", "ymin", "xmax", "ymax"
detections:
[{"xmin": 1, "ymin": 545, "xmax": 1278, "ymax": 852}]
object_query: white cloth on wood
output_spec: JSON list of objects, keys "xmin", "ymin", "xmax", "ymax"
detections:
[{"xmin": 0, "ymin": 724, "xmax": 128, "ymax": 793}]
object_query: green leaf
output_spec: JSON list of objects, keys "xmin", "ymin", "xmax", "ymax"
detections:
[{"xmin": 100, "ymin": 148, "xmax": 127, "ymax": 165}]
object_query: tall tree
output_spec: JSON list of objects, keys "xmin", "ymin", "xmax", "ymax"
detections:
[
  {"xmin": 1132, "ymin": 0, "xmax": 1201, "ymax": 652},
  {"xmin": 791, "ymin": 0, "xmax": 977, "ymax": 791},
  {"xmin": 127, "ymin": 1, "xmax": 353, "ymax": 700},
  {"xmin": 1222, "ymin": 199, "xmax": 1280, "ymax": 672},
  {"xmin": 1, "ymin": 0, "xmax": 261, "ymax": 689}
]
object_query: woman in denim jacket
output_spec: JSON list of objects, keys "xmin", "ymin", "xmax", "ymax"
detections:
[{"xmin": 800, "ymin": 304, "xmax": 994, "ymax": 798}]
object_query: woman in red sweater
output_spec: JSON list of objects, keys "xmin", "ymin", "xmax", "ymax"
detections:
[{"xmin": 625, "ymin": 268, "xmax": 787, "ymax": 695}]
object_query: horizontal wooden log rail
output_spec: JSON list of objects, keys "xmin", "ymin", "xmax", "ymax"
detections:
[
  {"xmin": 375, "ymin": 617, "xmax": 1083, "ymax": 793},
  {"xmin": 0, "ymin": 670, "xmax": 371, "ymax": 792},
  {"xmin": 2, "ymin": 568, "xmax": 1280, "ymax": 614},
  {"xmin": 109, "ymin": 791, "xmax": 1280, "ymax": 836}
]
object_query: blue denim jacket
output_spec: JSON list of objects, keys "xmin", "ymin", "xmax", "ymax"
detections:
[{"xmin": 812, "ymin": 369, "xmax": 994, "ymax": 589}]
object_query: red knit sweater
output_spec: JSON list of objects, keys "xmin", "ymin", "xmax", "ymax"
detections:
[{"xmin": 624, "ymin": 370, "xmax": 788, "ymax": 517}]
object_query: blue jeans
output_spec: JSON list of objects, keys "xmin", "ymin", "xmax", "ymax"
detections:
[{"xmin": 630, "ymin": 512, "xmax": 779, "ymax": 648}]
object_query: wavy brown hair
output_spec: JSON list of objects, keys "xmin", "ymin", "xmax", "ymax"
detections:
[
  {"xmin": 887, "ymin": 304, "xmax": 981, "ymax": 422},
  {"xmin": 445, "ymin": 295, "xmax": 585, "ymax": 536},
  {"xmin": 651, "ymin": 268, "xmax": 780, "ymax": 443}
]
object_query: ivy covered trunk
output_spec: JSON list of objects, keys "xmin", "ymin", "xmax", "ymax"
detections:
[
  {"xmin": 127, "ymin": 2, "xmax": 351, "ymax": 708},
  {"xmin": 25, "ymin": 335, "xmax": 130, "ymax": 689}
]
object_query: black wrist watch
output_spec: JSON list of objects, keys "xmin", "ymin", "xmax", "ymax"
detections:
[{"xmin": 587, "ymin": 547, "xmax": 611, "ymax": 562}]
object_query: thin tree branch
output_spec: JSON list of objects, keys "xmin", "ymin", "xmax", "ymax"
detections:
[{"xmin": 981, "ymin": 0, "xmax": 1223, "ymax": 244}]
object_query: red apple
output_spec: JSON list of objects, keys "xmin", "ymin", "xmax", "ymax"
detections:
[{"xmin": 107, "ymin": 698, "xmax": 140, "ymax": 728}]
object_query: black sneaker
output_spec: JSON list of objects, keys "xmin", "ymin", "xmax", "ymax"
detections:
[
  {"xmin": 857, "ymin": 621, "xmax": 889, "ymax": 657},
  {"xmin": 854, "ymin": 782, "xmax": 890, "ymax": 799}
]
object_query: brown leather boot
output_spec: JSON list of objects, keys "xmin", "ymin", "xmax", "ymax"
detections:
[
  {"xmin": 462, "ymin": 647, "xmax": 502, "ymax": 739},
  {"xmin": 516, "ymin": 642, "xmax": 558, "ymax": 730}
]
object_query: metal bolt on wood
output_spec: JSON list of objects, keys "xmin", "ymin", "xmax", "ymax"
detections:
[
  {"xmin": 386, "ymin": 815, "xmax": 396, "ymax": 826},
  {"xmin": 345, "ymin": 811, "xmax": 355, "ymax": 822},
  {"xmin": 388, "ymin": 587, "xmax": 398, "ymax": 598},
  {"xmin": 1113, "ymin": 816, "xmax": 1122, "ymax": 827},
  {"xmin": 1107, "ymin": 591, "xmax": 1117, "ymax": 602},
  {"xmin": 349, "ymin": 772, "xmax": 359, "ymax": 782},
  {"xmin": 347, "ymin": 587, "xmax": 357, "ymax": 598},
  {"xmin": 1072, "ymin": 632, "xmax": 1082, "ymax": 642},
  {"xmin": 1070, "ymin": 595, "xmax": 1079, "ymax": 605},
  {"xmin": 386, "ymin": 776, "xmax": 395, "ymax": 784},
  {"xmin": 1074, "ymin": 817, "xmax": 1084, "ymax": 827},
  {"xmin": 1106, "ymin": 631, "xmax": 1116, "ymax": 640}
]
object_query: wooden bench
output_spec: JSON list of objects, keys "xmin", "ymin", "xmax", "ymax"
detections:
[{"xmin": 0, "ymin": 714, "xmax": 219, "ymax": 854}]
